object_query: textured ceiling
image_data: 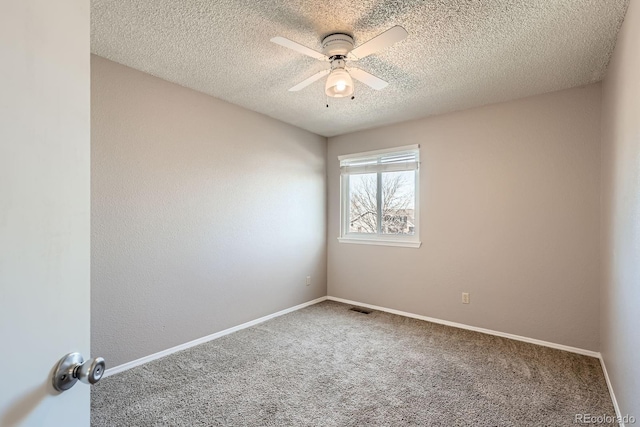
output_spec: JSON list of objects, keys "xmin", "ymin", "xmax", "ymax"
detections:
[{"xmin": 91, "ymin": 0, "xmax": 628, "ymax": 137}]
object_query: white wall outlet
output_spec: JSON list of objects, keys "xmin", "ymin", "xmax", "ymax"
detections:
[
  {"xmin": 462, "ymin": 292, "xmax": 470, "ymax": 304},
  {"xmin": 306, "ymin": 276, "xmax": 311, "ymax": 286}
]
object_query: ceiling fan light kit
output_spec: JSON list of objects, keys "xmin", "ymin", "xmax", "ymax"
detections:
[
  {"xmin": 325, "ymin": 62, "xmax": 354, "ymax": 98},
  {"xmin": 270, "ymin": 26, "xmax": 408, "ymax": 99},
  {"xmin": 323, "ymin": 35, "xmax": 354, "ymax": 98}
]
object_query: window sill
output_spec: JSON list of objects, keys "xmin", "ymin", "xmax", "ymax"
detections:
[{"xmin": 337, "ymin": 237, "xmax": 422, "ymax": 248}]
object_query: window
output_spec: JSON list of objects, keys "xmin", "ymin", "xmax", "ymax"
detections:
[{"xmin": 339, "ymin": 145, "xmax": 421, "ymax": 248}]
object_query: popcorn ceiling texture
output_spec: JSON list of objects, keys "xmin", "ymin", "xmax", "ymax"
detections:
[{"xmin": 91, "ymin": 0, "xmax": 629, "ymax": 136}]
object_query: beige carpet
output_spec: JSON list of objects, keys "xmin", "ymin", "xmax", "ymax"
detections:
[{"xmin": 91, "ymin": 301, "xmax": 615, "ymax": 426}]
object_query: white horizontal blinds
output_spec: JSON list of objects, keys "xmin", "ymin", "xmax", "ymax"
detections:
[{"xmin": 340, "ymin": 149, "xmax": 419, "ymax": 175}]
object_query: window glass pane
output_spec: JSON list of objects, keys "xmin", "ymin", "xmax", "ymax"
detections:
[
  {"xmin": 349, "ymin": 173, "xmax": 378, "ymax": 233},
  {"xmin": 381, "ymin": 171, "xmax": 415, "ymax": 235}
]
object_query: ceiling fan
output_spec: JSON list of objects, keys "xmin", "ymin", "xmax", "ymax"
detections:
[{"xmin": 271, "ymin": 26, "xmax": 408, "ymax": 98}]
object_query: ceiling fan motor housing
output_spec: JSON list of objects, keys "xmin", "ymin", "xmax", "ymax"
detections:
[{"xmin": 322, "ymin": 33, "xmax": 354, "ymax": 58}]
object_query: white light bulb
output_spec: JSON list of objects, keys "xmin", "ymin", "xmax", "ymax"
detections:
[{"xmin": 335, "ymin": 81, "xmax": 346, "ymax": 92}]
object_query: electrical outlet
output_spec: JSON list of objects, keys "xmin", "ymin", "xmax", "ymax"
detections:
[
  {"xmin": 306, "ymin": 276, "xmax": 311, "ymax": 286},
  {"xmin": 462, "ymin": 292, "xmax": 470, "ymax": 304}
]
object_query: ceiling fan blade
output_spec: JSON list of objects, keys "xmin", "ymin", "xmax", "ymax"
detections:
[
  {"xmin": 289, "ymin": 69, "xmax": 330, "ymax": 91},
  {"xmin": 270, "ymin": 36, "xmax": 328, "ymax": 61},
  {"xmin": 349, "ymin": 68, "xmax": 389, "ymax": 90},
  {"xmin": 349, "ymin": 26, "xmax": 408, "ymax": 60}
]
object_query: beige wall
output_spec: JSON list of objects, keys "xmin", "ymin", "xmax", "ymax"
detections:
[
  {"xmin": 91, "ymin": 56, "xmax": 327, "ymax": 368},
  {"xmin": 601, "ymin": 0, "xmax": 640, "ymax": 419},
  {"xmin": 328, "ymin": 84, "xmax": 602, "ymax": 351}
]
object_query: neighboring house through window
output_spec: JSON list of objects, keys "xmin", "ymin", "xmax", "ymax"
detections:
[{"xmin": 339, "ymin": 145, "xmax": 421, "ymax": 248}]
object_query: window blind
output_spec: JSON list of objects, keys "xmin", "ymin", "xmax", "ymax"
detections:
[{"xmin": 340, "ymin": 149, "xmax": 419, "ymax": 175}]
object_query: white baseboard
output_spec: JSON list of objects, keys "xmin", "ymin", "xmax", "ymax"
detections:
[
  {"xmin": 104, "ymin": 296, "xmax": 328, "ymax": 378},
  {"xmin": 105, "ymin": 293, "xmax": 622, "ymax": 424},
  {"xmin": 599, "ymin": 356, "xmax": 624, "ymax": 427},
  {"xmin": 327, "ymin": 296, "xmax": 632, "ymax": 422},
  {"xmin": 326, "ymin": 296, "xmax": 600, "ymax": 358},
  {"xmin": 327, "ymin": 297, "xmax": 630, "ymax": 420}
]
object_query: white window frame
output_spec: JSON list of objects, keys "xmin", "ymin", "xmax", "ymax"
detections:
[{"xmin": 338, "ymin": 144, "xmax": 421, "ymax": 248}]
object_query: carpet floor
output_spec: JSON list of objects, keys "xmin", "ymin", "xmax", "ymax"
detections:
[{"xmin": 91, "ymin": 301, "xmax": 615, "ymax": 426}]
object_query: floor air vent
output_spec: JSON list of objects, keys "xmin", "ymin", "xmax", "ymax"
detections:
[{"xmin": 349, "ymin": 307, "xmax": 372, "ymax": 314}]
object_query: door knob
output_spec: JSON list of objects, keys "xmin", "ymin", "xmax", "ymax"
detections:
[{"xmin": 52, "ymin": 352, "xmax": 106, "ymax": 392}]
